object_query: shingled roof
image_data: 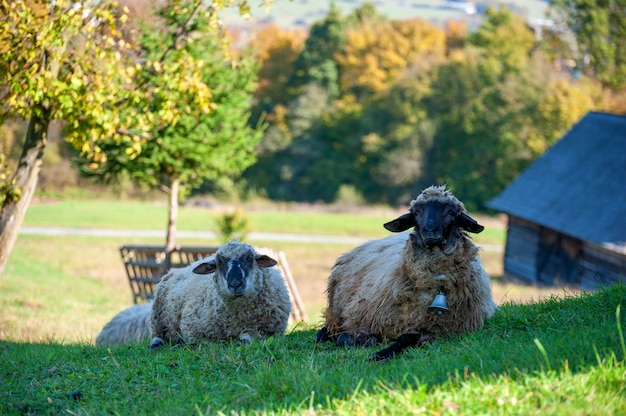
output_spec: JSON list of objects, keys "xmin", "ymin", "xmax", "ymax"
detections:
[{"xmin": 487, "ymin": 112, "xmax": 626, "ymax": 252}]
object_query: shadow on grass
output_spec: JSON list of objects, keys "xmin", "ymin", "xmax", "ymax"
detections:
[{"xmin": 2, "ymin": 284, "xmax": 625, "ymax": 414}]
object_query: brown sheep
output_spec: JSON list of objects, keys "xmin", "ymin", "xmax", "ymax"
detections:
[{"xmin": 316, "ymin": 185, "xmax": 497, "ymax": 360}]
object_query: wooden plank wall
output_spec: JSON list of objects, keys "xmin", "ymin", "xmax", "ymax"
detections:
[
  {"xmin": 579, "ymin": 241, "xmax": 626, "ymax": 289},
  {"xmin": 503, "ymin": 216, "xmax": 626, "ymax": 288},
  {"xmin": 503, "ymin": 216, "xmax": 540, "ymax": 284}
]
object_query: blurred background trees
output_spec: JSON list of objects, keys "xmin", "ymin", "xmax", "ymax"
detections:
[
  {"xmin": 243, "ymin": 2, "xmax": 616, "ymax": 210},
  {"xmin": 2, "ymin": 0, "xmax": 624, "ymax": 244}
]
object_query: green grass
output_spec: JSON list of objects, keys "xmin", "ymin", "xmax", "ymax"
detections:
[
  {"xmin": 23, "ymin": 199, "xmax": 506, "ymax": 243},
  {"xmin": 1, "ymin": 286, "xmax": 625, "ymax": 414},
  {"xmin": 24, "ymin": 200, "xmax": 390, "ymax": 237}
]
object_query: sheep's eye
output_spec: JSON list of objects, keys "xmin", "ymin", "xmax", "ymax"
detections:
[{"xmin": 448, "ymin": 210, "xmax": 456, "ymax": 216}]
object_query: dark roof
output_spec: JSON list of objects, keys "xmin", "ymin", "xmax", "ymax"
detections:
[{"xmin": 487, "ymin": 112, "xmax": 626, "ymax": 251}]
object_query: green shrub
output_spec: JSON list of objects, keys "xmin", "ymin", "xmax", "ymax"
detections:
[{"xmin": 215, "ymin": 206, "xmax": 249, "ymax": 243}]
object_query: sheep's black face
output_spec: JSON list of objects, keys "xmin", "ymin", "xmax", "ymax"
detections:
[
  {"xmin": 216, "ymin": 252, "xmax": 255, "ymax": 297},
  {"xmin": 383, "ymin": 188, "xmax": 484, "ymax": 253},
  {"xmin": 412, "ymin": 201, "xmax": 459, "ymax": 251}
]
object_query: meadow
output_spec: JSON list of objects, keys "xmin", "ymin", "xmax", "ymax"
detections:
[{"xmin": 1, "ymin": 198, "xmax": 625, "ymax": 414}]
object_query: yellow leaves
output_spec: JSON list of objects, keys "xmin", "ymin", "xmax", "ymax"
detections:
[
  {"xmin": 120, "ymin": 7, "xmax": 129, "ymax": 24},
  {"xmin": 200, "ymin": 102, "xmax": 216, "ymax": 114},
  {"xmin": 3, "ymin": 0, "xmax": 263, "ymax": 164},
  {"xmin": 336, "ymin": 18, "xmax": 446, "ymax": 95},
  {"xmin": 69, "ymin": 75, "xmax": 82, "ymax": 88},
  {"xmin": 124, "ymin": 140, "xmax": 142, "ymax": 160},
  {"xmin": 0, "ymin": 153, "xmax": 21, "ymax": 205},
  {"xmin": 361, "ymin": 133, "xmax": 383, "ymax": 153},
  {"xmin": 238, "ymin": 4, "xmax": 251, "ymax": 20}
]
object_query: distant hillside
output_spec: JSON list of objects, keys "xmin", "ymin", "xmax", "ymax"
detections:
[{"xmin": 222, "ymin": 0, "xmax": 550, "ymax": 31}]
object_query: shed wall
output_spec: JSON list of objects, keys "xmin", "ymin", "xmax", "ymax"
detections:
[
  {"xmin": 579, "ymin": 242, "xmax": 626, "ymax": 289},
  {"xmin": 503, "ymin": 216, "xmax": 626, "ymax": 288},
  {"xmin": 503, "ymin": 216, "xmax": 540, "ymax": 284}
]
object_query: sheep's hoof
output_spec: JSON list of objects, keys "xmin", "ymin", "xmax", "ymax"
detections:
[
  {"xmin": 149, "ymin": 337, "xmax": 165, "ymax": 350},
  {"xmin": 367, "ymin": 351, "xmax": 388, "ymax": 362},
  {"xmin": 315, "ymin": 327, "xmax": 330, "ymax": 343},
  {"xmin": 239, "ymin": 333, "xmax": 254, "ymax": 345},
  {"xmin": 367, "ymin": 347, "xmax": 396, "ymax": 361},
  {"xmin": 336, "ymin": 332, "xmax": 354, "ymax": 347},
  {"xmin": 167, "ymin": 336, "xmax": 187, "ymax": 350},
  {"xmin": 354, "ymin": 332, "xmax": 376, "ymax": 347},
  {"xmin": 360, "ymin": 336, "xmax": 377, "ymax": 348}
]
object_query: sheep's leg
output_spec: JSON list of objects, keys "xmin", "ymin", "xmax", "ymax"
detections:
[
  {"xmin": 315, "ymin": 327, "xmax": 332, "ymax": 343},
  {"xmin": 354, "ymin": 331, "xmax": 377, "ymax": 347},
  {"xmin": 368, "ymin": 332, "xmax": 433, "ymax": 361},
  {"xmin": 336, "ymin": 332, "xmax": 353, "ymax": 346},
  {"xmin": 171, "ymin": 335, "xmax": 186, "ymax": 349},
  {"xmin": 149, "ymin": 337, "xmax": 165, "ymax": 349},
  {"xmin": 317, "ymin": 327, "xmax": 379, "ymax": 349},
  {"xmin": 150, "ymin": 335, "xmax": 185, "ymax": 350}
]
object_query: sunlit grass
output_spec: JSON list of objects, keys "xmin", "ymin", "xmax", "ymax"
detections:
[{"xmin": 1, "ymin": 286, "xmax": 625, "ymax": 414}]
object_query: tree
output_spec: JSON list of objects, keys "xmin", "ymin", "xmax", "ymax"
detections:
[
  {"xmin": 245, "ymin": 83, "xmax": 331, "ymax": 201},
  {"xmin": 287, "ymin": 3, "xmax": 347, "ymax": 100},
  {"xmin": 354, "ymin": 72, "xmax": 438, "ymax": 205},
  {"xmin": 426, "ymin": 7, "xmax": 598, "ymax": 211},
  {"xmin": 247, "ymin": 24, "xmax": 305, "ymax": 158},
  {"xmin": 336, "ymin": 18, "xmax": 445, "ymax": 101},
  {"xmin": 0, "ymin": 0, "xmax": 265, "ymax": 278},
  {"xmin": 549, "ymin": 0, "xmax": 626, "ymax": 90},
  {"xmin": 0, "ymin": 0, "xmax": 137, "ymax": 278},
  {"xmin": 249, "ymin": 24, "xmax": 305, "ymax": 112},
  {"xmin": 75, "ymin": 0, "xmax": 264, "ymax": 261}
]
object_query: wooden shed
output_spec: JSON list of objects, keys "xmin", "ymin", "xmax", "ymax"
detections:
[{"xmin": 487, "ymin": 112, "xmax": 626, "ymax": 289}]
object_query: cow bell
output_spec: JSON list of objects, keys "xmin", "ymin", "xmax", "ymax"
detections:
[{"xmin": 428, "ymin": 291, "xmax": 449, "ymax": 315}]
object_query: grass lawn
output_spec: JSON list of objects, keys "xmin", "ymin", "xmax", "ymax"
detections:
[{"xmin": 1, "ymin": 286, "xmax": 625, "ymax": 414}]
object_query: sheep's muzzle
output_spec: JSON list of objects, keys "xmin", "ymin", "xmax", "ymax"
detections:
[
  {"xmin": 420, "ymin": 219, "xmax": 447, "ymax": 250},
  {"xmin": 422, "ymin": 237, "xmax": 447, "ymax": 250},
  {"xmin": 226, "ymin": 260, "xmax": 246, "ymax": 296}
]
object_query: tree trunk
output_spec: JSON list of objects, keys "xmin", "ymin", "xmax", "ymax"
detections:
[
  {"xmin": 163, "ymin": 176, "xmax": 179, "ymax": 271},
  {"xmin": 0, "ymin": 111, "xmax": 49, "ymax": 278}
]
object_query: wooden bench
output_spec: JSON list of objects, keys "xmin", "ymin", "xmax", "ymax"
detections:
[{"xmin": 119, "ymin": 244, "xmax": 308, "ymax": 322}]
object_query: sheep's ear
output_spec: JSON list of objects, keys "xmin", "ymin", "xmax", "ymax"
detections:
[
  {"xmin": 456, "ymin": 213, "xmax": 484, "ymax": 234},
  {"xmin": 193, "ymin": 260, "xmax": 217, "ymax": 275},
  {"xmin": 384, "ymin": 213, "xmax": 416, "ymax": 232},
  {"xmin": 255, "ymin": 254, "xmax": 278, "ymax": 268}
]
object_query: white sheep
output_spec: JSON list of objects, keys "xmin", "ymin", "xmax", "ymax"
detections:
[
  {"xmin": 149, "ymin": 241, "xmax": 292, "ymax": 348},
  {"xmin": 315, "ymin": 185, "xmax": 497, "ymax": 360},
  {"xmin": 95, "ymin": 241, "xmax": 292, "ymax": 348},
  {"xmin": 95, "ymin": 302, "xmax": 152, "ymax": 346}
]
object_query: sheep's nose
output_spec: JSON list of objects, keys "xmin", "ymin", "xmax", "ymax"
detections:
[{"xmin": 227, "ymin": 264, "xmax": 245, "ymax": 294}]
